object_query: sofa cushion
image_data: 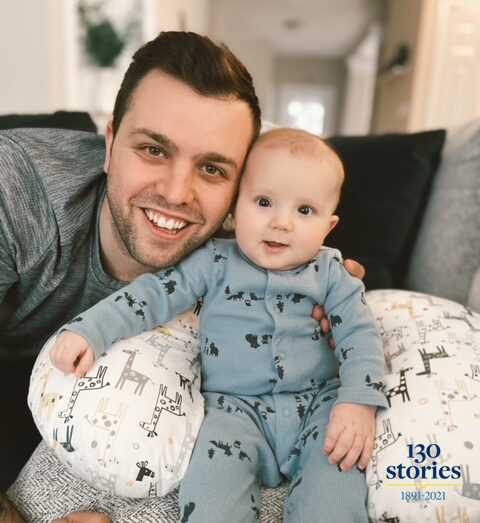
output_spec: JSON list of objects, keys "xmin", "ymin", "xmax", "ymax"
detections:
[
  {"xmin": 406, "ymin": 119, "xmax": 480, "ymax": 311},
  {"xmin": 326, "ymin": 130, "xmax": 446, "ymax": 290},
  {"xmin": 7, "ymin": 440, "xmax": 286, "ymax": 523}
]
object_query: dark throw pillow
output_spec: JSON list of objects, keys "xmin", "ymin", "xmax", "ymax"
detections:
[
  {"xmin": 325, "ymin": 130, "xmax": 446, "ymax": 290},
  {"xmin": 0, "ymin": 111, "xmax": 97, "ymax": 133}
]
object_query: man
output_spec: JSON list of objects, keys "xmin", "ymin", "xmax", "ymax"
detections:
[{"xmin": 0, "ymin": 32, "xmax": 363, "ymax": 523}]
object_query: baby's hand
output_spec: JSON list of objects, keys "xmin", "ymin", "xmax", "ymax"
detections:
[
  {"xmin": 49, "ymin": 331, "xmax": 95, "ymax": 378},
  {"xmin": 323, "ymin": 402, "xmax": 377, "ymax": 471}
]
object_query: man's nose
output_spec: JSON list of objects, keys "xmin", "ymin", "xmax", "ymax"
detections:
[
  {"xmin": 156, "ymin": 162, "xmax": 195, "ymax": 205},
  {"xmin": 270, "ymin": 210, "xmax": 293, "ymax": 232}
]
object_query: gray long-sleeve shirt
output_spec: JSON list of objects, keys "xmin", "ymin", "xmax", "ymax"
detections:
[
  {"xmin": 65, "ymin": 239, "xmax": 387, "ymax": 407},
  {"xmin": 0, "ymin": 128, "xmax": 125, "ymax": 358}
]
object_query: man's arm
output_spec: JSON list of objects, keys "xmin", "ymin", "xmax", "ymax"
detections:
[
  {"xmin": 50, "ymin": 511, "xmax": 111, "ymax": 523},
  {"xmin": 0, "ymin": 230, "xmax": 18, "ymax": 309},
  {"xmin": 0, "ymin": 495, "xmax": 111, "ymax": 523}
]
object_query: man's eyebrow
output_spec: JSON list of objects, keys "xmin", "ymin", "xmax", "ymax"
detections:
[
  {"xmin": 129, "ymin": 128, "xmax": 179, "ymax": 153},
  {"xmin": 199, "ymin": 152, "xmax": 239, "ymax": 170},
  {"xmin": 130, "ymin": 128, "xmax": 239, "ymax": 170}
]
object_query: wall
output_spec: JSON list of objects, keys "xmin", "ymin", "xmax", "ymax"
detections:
[
  {"xmin": 216, "ymin": 37, "xmax": 276, "ymax": 122},
  {"xmin": 144, "ymin": 0, "xmax": 211, "ymax": 36},
  {"xmin": 1, "ymin": 0, "xmax": 379, "ymax": 134},
  {"xmin": 340, "ymin": 24, "xmax": 382, "ymax": 135},
  {"xmin": 412, "ymin": 0, "xmax": 480, "ymax": 130},
  {"xmin": 371, "ymin": 0, "xmax": 423, "ymax": 133},
  {"xmin": 0, "ymin": 0, "xmax": 211, "ymax": 117},
  {"xmin": 372, "ymin": 0, "xmax": 480, "ymax": 133},
  {"xmin": 0, "ymin": 0, "xmax": 68, "ymax": 113},
  {"xmin": 209, "ymin": 2, "xmax": 276, "ymax": 122},
  {"xmin": 78, "ymin": 0, "xmax": 212, "ymax": 131}
]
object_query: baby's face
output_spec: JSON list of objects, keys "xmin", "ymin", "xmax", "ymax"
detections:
[{"xmin": 234, "ymin": 145, "xmax": 340, "ymax": 271}]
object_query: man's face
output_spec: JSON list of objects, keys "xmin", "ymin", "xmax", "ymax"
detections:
[{"xmin": 100, "ymin": 70, "xmax": 254, "ymax": 280}]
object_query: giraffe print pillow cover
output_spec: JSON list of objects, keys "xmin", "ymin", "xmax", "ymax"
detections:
[
  {"xmin": 365, "ymin": 289, "xmax": 480, "ymax": 523},
  {"xmin": 28, "ymin": 307, "xmax": 204, "ymax": 498}
]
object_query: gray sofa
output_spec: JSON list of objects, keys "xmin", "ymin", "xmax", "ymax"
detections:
[{"xmin": 6, "ymin": 117, "xmax": 480, "ymax": 522}]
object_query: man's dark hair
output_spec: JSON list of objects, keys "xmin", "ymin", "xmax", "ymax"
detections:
[{"xmin": 112, "ymin": 31, "xmax": 261, "ymax": 139}]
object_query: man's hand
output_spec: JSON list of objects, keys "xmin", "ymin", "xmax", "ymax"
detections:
[
  {"xmin": 0, "ymin": 491, "xmax": 26, "ymax": 523},
  {"xmin": 312, "ymin": 258, "xmax": 366, "ymax": 349},
  {"xmin": 50, "ymin": 511, "xmax": 111, "ymax": 523},
  {"xmin": 323, "ymin": 403, "xmax": 377, "ymax": 471},
  {"xmin": 312, "ymin": 305, "xmax": 335, "ymax": 349},
  {"xmin": 49, "ymin": 331, "xmax": 95, "ymax": 378},
  {"xmin": 343, "ymin": 258, "xmax": 365, "ymax": 281}
]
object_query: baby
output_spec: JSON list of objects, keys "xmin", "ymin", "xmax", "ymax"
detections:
[{"xmin": 51, "ymin": 128, "xmax": 387, "ymax": 522}]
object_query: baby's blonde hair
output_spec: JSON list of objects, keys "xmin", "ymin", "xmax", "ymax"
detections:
[{"xmin": 252, "ymin": 127, "xmax": 345, "ymax": 203}]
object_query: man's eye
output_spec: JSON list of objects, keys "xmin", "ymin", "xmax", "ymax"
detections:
[
  {"xmin": 146, "ymin": 146, "xmax": 164, "ymax": 157},
  {"xmin": 257, "ymin": 198, "xmax": 270, "ymax": 207},
  {"xmin": 205, "ymin": 164, "xmax": 219, "ymax": 175},
  {"xmin": 203, "ymin": 164, "xmax": 225, "ymax": 177},
  {"xmin": 298, "ymin": 205, "xmax": 314, "ymax": 216}
]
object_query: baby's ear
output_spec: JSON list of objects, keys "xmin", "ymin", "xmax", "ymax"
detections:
[{"xmin": 328, "ymin": 215, "xmax": 339, "ymax": 234}]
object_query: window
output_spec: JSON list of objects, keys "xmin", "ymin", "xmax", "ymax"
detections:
[{"xmin": 287, "ymin": 100, "xmax": 326, "ymax": 135}]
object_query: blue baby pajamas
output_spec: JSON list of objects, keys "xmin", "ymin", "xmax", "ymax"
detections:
[{"xmin": 64, "ymin": 238, "xmax": 388, "ymax": 522}]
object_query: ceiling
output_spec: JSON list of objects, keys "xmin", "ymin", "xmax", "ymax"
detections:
[{"xmin": 211, "ymin": 0, "xmax": 386, "ymax": 58}]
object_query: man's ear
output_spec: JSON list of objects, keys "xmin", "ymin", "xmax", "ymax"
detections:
[
  {"xmin": 222, "ymin": 212, "xmax": 235, "ymax": 232},
  {"xmin": 103, "ymin": 120, "xmax": 114, "ymax": 174},
  {"xmin": 328, "ymin": 215, "xmax": 339, "ymax": 234}
]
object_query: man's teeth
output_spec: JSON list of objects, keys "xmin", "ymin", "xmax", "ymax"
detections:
[{"xmin": 145, "ymin": 210, "xmax": 187, "ymax": 231}]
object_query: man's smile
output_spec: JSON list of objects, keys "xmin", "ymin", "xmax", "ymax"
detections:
[{"xmin": 143, "ymin": 208, "xmax": 190, "ymax": 235}]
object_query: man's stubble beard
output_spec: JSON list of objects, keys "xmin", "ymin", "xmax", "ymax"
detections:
[{"xmin": 106, "ymin": 190, "xmax": 214, "ymax": 272}]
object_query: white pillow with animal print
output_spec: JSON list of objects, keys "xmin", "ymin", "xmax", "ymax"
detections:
[
  {"xmin": 365, "ymin": 289, "xmax": 480, "ymax": 523},
  {"xmin": 28, "ymin": 308, "xmax": 204, "ymax": 499}
]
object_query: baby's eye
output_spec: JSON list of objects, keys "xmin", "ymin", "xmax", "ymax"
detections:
[
  {"xmin": 257, "ymin": 198, "xmax": 271, "ymax": 207},
  {"xmin": 298, "ymin": 205, "xmax": 314, "ymax": 216}
]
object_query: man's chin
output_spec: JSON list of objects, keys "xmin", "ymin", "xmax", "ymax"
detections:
[{"xmin": 136, "ymin": 234, "xmax": 206, "ymax": 271}]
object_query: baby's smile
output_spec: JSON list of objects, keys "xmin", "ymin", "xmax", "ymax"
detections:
[{"xmin": 263, "ymin": 240, "xmax": 289, "ymax": 252}]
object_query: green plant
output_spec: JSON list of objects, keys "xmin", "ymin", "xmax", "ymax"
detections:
[{"xmin": 78, "ymin": 0, "xmax": 139, "ymax": 68}]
